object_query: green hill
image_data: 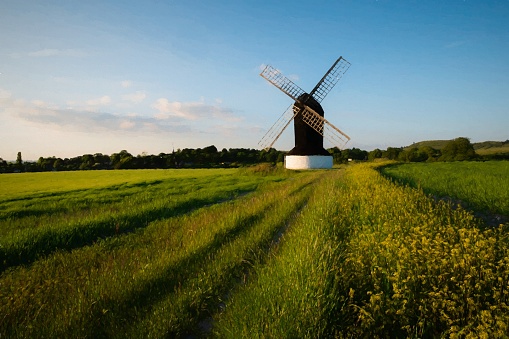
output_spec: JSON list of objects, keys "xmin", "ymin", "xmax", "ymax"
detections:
[
  {"xmin": 405, "ymin": 139, "xmax": 509, "ymax": 155},
  {"xmin": 405, "ymin": 140, "xmax": 451, "ymax": 150}
]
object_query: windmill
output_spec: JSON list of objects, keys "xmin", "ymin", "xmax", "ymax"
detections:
[{"xmin": 259, "ymin": 57, "xmax": 351, "ymax": 169}]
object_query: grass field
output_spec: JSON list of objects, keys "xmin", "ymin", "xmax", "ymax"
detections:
[
  {"xmin": 380, "ymin": 161, "xmax": 509, "ymax": 218},
  {"xmin": 1, "ymin": 163, "xmax": 509, "ymax": 337}
]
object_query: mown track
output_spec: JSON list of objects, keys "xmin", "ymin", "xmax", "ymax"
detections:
[{"xmin": 0, "ymin": 168, "xmax": 321, "ymax": 338}]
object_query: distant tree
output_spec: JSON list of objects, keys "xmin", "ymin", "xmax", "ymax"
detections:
[
  {"xmin": 33, "ymin": 157, "xmax": 56, "ymax": 172},
  {"xmin": 382, "ymin": 147, "xmax": 402, "ymax": 160},
  {"xmin": 398, "ymin": 148, "xmax": 428, "ymax": 162},
  {"xmin": 349, "ymin": 148, "xmax": 368, "ymax": 161},
  {"xmin": 328, "ymin": 147, "xmax": 342, "ymax": 164},
  {"xmin": 440, "ymin": 137, "xmax": 477, "ymax": 161},
  {"xmin": 80, "ymin": 154, "xmax": 94, "ymax": 170},
  {"xmin": 368, "ymin": 148, "xmax": 383, "ymax": 161},
  {"xmin": 93, "ymin": 153, "xmax": 111, "ymax": 169},
  {"xmin": 0, "ymin": 157, "xmax": 8, "ymax": 173},
  {"xmin": 53, "ymin": 158, "xmax": 63, "ymax": 171},
  {"xmin": 277, "ymin": 152, "xmax": 284, "ymax": 163},
  {"xmin": 110, "ymin": 150, "xmax": 134, "ymax": 169},
  {"xmin": 419, "ymin": 146, "xmax": 440, "ymax": 162},
  {"xmin": 15, "ymin": 152, "xmax": 23, "ymax": 172}
]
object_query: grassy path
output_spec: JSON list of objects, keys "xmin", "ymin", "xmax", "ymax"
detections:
[{"xmin": 213, "ymin": 163, "xmax": 509, "ymax": 338}]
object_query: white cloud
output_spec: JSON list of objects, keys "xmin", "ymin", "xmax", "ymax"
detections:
[
  {"xmin": 1, "ymin": 92, "xmax": 188, "ymax": 134},
  {"xmin": 121, "ymin": 80, "xmax": 132, "ymax": 88},
  {"xmin": 1, "ymin": 91, "xmax": 253, "ymax": 153},
  {"xmin": 153, "ymin": 99, "xmax": 189, "ymax": 119},
  {"xmin": 119, "ymin": 120, "xmax": 136, "ymax": 129},
  {"xmin": 86, "ymin": 95, "xmax": 111, "ymax": 106},
  {"xmin": 122, "ymin": 91, "xmax": 146, "ymax": 104},
  {"xmin": 152, "ymin": 98, "xmax": 243, "ymax": 122}
]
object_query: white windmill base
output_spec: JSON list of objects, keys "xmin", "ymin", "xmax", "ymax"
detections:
[{"xmin": 284, "ymin": 155, "xmax": 333, "ymax": 170}]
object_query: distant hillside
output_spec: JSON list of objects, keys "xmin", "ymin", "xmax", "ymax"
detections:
[
  {"xmin": 405, "ymin": 139, "xmax": 509, "ymax": 155},
  {"xmin": 405, "ymin": 140, "xmax": 451, "ymax": 150}
]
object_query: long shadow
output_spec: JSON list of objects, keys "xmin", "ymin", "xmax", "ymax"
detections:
[
  {"xmin": 0, "ymin": 188, "xmax": 256, "ymax": 273},
  {"xmin": 0, "ymin": 207, "xmax": 70, "ymax": 221},
  {"xmin": 287, "ymin": 177, "xmax": 320, "ymax": 197},
  {"xmin": 69, "ymin": 206, "xmax": 271, "ymax": 338},
  {"xmin": 0, "ymin": 180, "xmax": 167, "ymax": 220},
  {"xmin": 179, "ymin": 193, "xmax": 312, "ymax": 338},
  {"xmin": 82, "ymin": 183, "xmax": 312, "ymax": 338}
]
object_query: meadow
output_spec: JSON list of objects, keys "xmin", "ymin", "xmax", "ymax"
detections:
[
  {"xmin": 380, "ymin": 161, "xmax": 509, "ymax": 219},
  {"xmin": 1, "ymin": 162, "xmax": 508, "ymax": 337}
]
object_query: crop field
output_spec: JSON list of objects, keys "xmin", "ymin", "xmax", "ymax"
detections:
[
  {"xmin": 380, "ymin": 161, "xmax": 509, "ymax": 218},
  {"xmin": 1, "ymin": 162, "xmax": 509, "ymax": 337}
]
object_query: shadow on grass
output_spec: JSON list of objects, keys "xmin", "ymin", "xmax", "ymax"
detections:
[
  {"xmin": 69, "ymin": 207, "xmax": 269, "ymax": 338},
  {"xmin": 82, "ymin": 188, "xmax": 312, "ymax": 338},
  {"xmin": 0, "ymin": 189, "xmax": 255, "ymax": 273},
  {"xmin": 0, "ymin": 180, "xmax": 166, "ymax": 221}
]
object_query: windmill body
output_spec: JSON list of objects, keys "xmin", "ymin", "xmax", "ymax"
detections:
[
  {"xmin": 259, "ymin": 57, "xmax": 351, "ymax": 169},
  {"xmin": 290, "ymin": 93, "xmax": 329, "ymax": 156}
]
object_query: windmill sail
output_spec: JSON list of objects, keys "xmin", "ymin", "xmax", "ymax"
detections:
[
  {"xmin": 258, "ymin": 104, "xmax": 297, "ymax": 150},
  {"xmin": 309, "ymin": 57, "xmax": 351, "ymax": 103},
  {"xmin": 301, "ymin": 106, "xmax": 350, "ymax": 148},
  {"xmin": 260, "ymin": 65, "xmax": 305, "ymax": 101}
]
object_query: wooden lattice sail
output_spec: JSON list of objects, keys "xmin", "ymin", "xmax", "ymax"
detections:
[{"xmin": 258, "ymin": 57, "xmax": 351, "ymax": 154}]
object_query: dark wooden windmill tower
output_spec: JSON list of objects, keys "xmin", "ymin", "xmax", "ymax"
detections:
[{"xmin": 259, "ymin": 57, "xmax": 351, "ymax": 169}]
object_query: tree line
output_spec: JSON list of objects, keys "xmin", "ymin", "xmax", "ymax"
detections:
[
  {"xmin": 0, "ymin": 138, "xmax": 504, "ymax": 173},
  {"xmin": 366, "ymin": 137, "xmax": 485, "ymax": 162},
  {"xmin": 0, "ymin": 146, "xmax": 286, "ymax": 173}
]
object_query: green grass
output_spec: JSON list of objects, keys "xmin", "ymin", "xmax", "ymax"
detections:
[
  {"xmin": 0, "ymin": 169, "xmax": 284, "ymax": 271},
  {"xmin": 380, "ymin": 161, "xmax": 509, "ymax": 217},
  {"xmin": 214, "ymin": 163, "xmax": 509, "ymax": 338},
  {"xmin": 0, "ymin": 169, "xmax": 227, "ymax": 199},
  {"xmin": 0, "ymin": 166, "xmax": 317, "ymax": 337},
  {"xmin": 2, "ymin": 164, "xmax": 509, "ymax": 337}
]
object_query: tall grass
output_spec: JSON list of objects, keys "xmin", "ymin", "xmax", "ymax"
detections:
[
  {"xmin": 380, "ymin": 161, "xmax": 509, "ymax": 217},
  {"xmin": 214, "ymin": 163, "xmax": 509, "ymax": 337},
  {"xmin": 213, "ymin": 169, "xmax": 348, "ymax": 337},
  {"xmin": 2, "ymin": 164, "xmax": 509, "ymax": 337}
]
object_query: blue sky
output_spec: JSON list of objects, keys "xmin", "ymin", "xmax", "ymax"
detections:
[{"xmin": 1, "ymin": 0, "xmax": 508, "ymax": 160}]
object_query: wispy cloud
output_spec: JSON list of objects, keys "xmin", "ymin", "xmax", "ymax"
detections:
[
  {"xmin": 16, "ymin": 105, "xmax": 189, "ymax": 134},
  {"xmin": 86, "ymin": 95, "xmax": 111, "ymax": 106},
  {"xmin": 1, "ymin": 89, "xmax": 245, "ymax": 138},
  {"xmin": 0, "ymin": 91, "xmax": 188, "ymax": 134},
  {"xmin": 10, "ymin": 48, "xmax": 88, "ymax": 58},
  {"xmin": 122, "ymin": 91, "xmax": 146, "ymax": 104},
  {"xmin": 152, "ymin": 98, "xmax": 243, "ymax": 122}
]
